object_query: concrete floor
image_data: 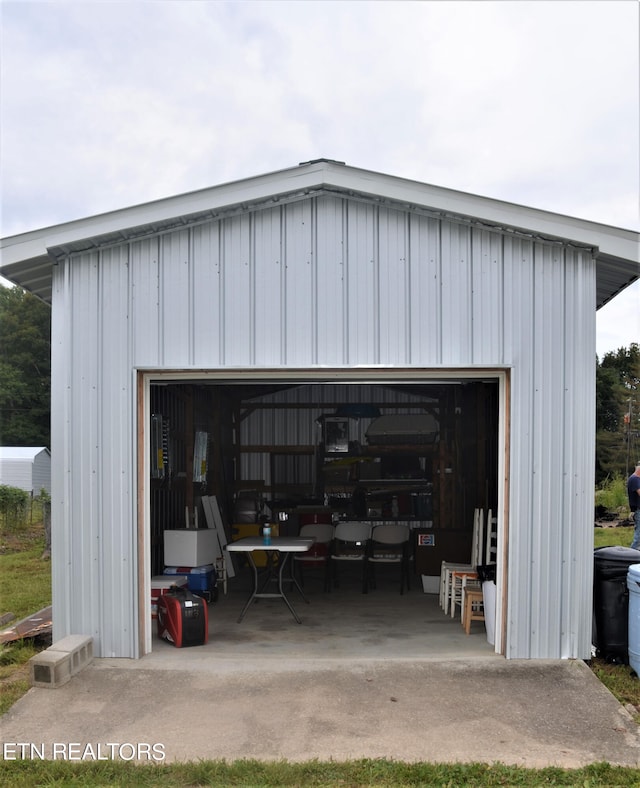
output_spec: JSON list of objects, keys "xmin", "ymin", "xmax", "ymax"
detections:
[
  {"xmin": 4, "ymin": 564, "xmax": 640, "ymax": 768},
  {"xmin": 147, "ymin": 563, "xmax": 498, "ymax": 668}
]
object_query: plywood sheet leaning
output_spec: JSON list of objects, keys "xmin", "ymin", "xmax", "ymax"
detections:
[
  {"xmin": 201, "ymin": 496, "xmax": 236, "ymax": 579},
  {"xmin": 210, "ymin": 495, "xmax": 236, "ymax": 580}
]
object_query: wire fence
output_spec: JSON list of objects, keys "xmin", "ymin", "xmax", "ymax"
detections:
[{"xmin": 0, "ymin": 486, "xmax": 50, "ymax": 539}]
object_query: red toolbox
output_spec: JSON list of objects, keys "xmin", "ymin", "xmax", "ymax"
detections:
[{"xmin": 157, "ymin": 586, "xmax": 208, "ymax": 647}]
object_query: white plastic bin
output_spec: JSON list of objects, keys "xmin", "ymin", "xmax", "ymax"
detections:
[
  {"xmin": 627, "ymin": 563, "xmax": 640, "ymax": 676},
  {"xmin": 421, "ymin": 575, "xmax": 439, "ymax": 594},
  {"xmin": 482, "ymin": 581, "xmax": 496, "ymax": 646},
  {"xmin": 164, "ymin": 529, "xmax": 218, "ymax": 567}
]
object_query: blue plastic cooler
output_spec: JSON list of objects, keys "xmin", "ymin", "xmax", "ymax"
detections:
[{"xmin": 164, "ymin": 564, "xmax": 217, "ymax": 603}]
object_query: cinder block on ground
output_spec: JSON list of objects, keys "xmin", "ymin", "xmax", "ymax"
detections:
[
  {"xmin": 51, "ymin": 634, "xmax": 93, "ymax": 674},
  {"xmin": 29, "ymin": 649, "xmax": 72, "ymax": 689}
]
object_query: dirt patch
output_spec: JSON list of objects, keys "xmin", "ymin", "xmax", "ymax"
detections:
[
  {"xmin": 0, "ymin": 521, "xmax": 46, "ymax": 554},
  {"xmin": 0, "ymin": 661, "xmax": 29, "ymax": 688},
  {"xmin": 595, "ymin": 517, "xmax": 634, "ymax": 529}
]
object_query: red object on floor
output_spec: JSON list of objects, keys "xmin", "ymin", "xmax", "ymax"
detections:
[{"xmin": 157, "ymin": 586, "xmax": 208, "ymax": 647}]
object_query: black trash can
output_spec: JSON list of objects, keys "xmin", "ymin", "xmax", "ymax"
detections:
[
  {"xmin": 593, "ymin": 545, "xmax": 640, "ymax": 663},
  {"xmin": 476, "ymin": 564, "xmax": 497, "ymax": 583}
]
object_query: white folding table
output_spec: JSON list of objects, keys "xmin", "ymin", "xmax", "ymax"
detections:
[{"xmin": 225, "ymin": 536, "xmax": 315, "ymax": 623}]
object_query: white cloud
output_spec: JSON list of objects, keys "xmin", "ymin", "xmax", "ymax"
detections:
[
  {"xmin": 597, "ymin": 283, "xmax": 640, "ymax": 360},
  {"xmin": 0, "ymin": 0, "xmax": 637, "ymax": 352}
]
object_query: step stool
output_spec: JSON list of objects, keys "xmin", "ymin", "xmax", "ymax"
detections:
[{"xmin": 462, "ymin": 588, "xmax": 485, "ymax": 635}]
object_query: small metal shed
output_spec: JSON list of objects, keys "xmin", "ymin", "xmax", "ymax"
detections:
[
  {"xmin": 0, "ymin": 447, "xmax": 51, "ymax": 495},
  {"xmin": 0, "ymin": 160, "xmax": 638, "ymax": 661}
]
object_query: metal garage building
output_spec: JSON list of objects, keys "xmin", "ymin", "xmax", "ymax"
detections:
[
  {"xmin": 1, "ymin": 160, "xmax": 638, "ymax": 660},
  {"xmin": 0, "ymin": 446, "xmax": 51, "ymax": 496}
]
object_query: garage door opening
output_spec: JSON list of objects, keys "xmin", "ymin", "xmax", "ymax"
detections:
[{"xmin": 138, "ymin": 370, "xmax": 507, "ymax": 659}]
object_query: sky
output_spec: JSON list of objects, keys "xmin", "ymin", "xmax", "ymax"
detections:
[{"xmin": 0, "ymin": 0, "xmax": 638, "ymax": 358}]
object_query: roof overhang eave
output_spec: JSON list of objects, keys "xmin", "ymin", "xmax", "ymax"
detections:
[
  {"xmin": 1, "ymin": 161, "xmax": 638, "ymax": 307},
  {"xmin": 0, "ymin": 255, "xmax": 53, "ymax": 304},
  {"xmin": 595, "ymin": 251, "xmax": 640, "ymax": 310}
]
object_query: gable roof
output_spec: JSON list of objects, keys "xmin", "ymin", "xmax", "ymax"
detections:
[
  {"xmin": 1, "ymin": 159, "xmax": 638, "ymax": 308},
  {"xmin": 0, "ymin": 447, "xmax": 50, "ymax": 461}
]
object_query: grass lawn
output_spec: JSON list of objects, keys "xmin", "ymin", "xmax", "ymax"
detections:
[
  {"xmin": 594, "ymin": 525, "xmax": 635, "ymax": 550},
  {"xmin": 0, "ymin": 541, "xmax": 51, "ymax": 621},
  {"xmin": 1, "ymin": 758, "xmax": 640, "ymax": 786},
  {"xmin": 0, "ymin": 519, "xmax": 52, "ymax": 716}
]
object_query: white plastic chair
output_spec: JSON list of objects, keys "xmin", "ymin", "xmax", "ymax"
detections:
[
  {"xmin": 485, "ymin": 509, "xmax": 498, "ymax": 564},
  {"xmin": 329, "ymin": 521, "xmax": 372, "ymax": 594},
  {"xmin": 440, "ymin": 508, "xmax": 484, "ymax": 616},
  {"xmin": 367, "ymin": 524, "xmax": 412, "ymax": 594},
  {"xmin": 452, "ymin": 508, "xmax": 498, "ymax": 621},
  {"xmin": 451, "ymin": 570, "xmax": 481, "ymax": 620},
  {"xmin": 440, "ymin": 562, "xmax": 474, "ymax": 613}
]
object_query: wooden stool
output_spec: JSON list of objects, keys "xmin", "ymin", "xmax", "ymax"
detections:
[
  {"xmin": 462, "ymin": 588, "xmax": 484, "ymax": 634},
  {"xmin": 450, "ymin": 570, "xmax": 478, "ymax": 619}
]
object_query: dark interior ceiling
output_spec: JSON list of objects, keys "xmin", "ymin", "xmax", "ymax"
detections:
[{"xmin": 188, "ymin": 381, "xmax": 482, "ymax": 406}]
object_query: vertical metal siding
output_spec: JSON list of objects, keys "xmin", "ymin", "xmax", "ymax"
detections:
[
  {"xmin": 51, "ymin": 259, "xmax": 72, "ymax": 645},
  {"xmin": 502, "ymin": 234, "xmax": 534, "ymax": 657},
  {"xmin": 377, "ymin": 207, "xmax": 410, "ymax": 364},
  {"xmin": 558, "ymin": 248, "xmax": 596, "ymax": 658},
  {"xmin": 346, "ymin": 202, "xmax": 378, "ymax": 363},
  {"xmin": 282, "ymin": 200, "xmax": 314, "ymax": 365},
  {"xmin": 0, "ymin": 453, "xmax": 50, "ymax": 494},
  {"xmin": 471, "ymin": 230, "xmax": 503, "ymax": 364},
  {"xmin": 67, "ymin": 251, "xmax": 101, "ymax": 652},
  {"xmin": 52, "ymin": 192, "xmax": 598, "ymax": 659},
  {"xmin": 503, "ymin": 240, "xmax": 597, "ymax": 659},
  {"xmin": 33, "ymin": 452, "xmax": 51, "ymax": 495},
  {"xmin": 315, "ymin": 196, "xmax": 348, "ymax": 365},
  {"xmin": 160, "ymin": 230, "xmax": 191, "ymax": 366},
  {"xmin": 222, "ymin": 214, "xmax": 253, "ymax": 366},
  {"xmin": 191, "ymin": 222, "xmax": 221, "ymax": 366},
  {"xmin": 52, "ymin": 246, "xmax": 138, "ymax": 657},
  {"xmin": 440, "ymin": 222, "xmax": 472, "ymax": 364},
  {"xmin": 252, "ymin": 208, "xmax": 285, "ymax": 366},
  {"xmin": 130, "ymin": 236, "xmax": 161, "ymax": 364},
  {"xmin": 96, "ymin": 245, "xmax": 137, "ymax": 657},
  {"xmin": 408, "ymin": 215, "xmax": 441, "ymax": 364},
  {"xmin": 529, "ymin": 242, "xmax": 566, "ymax": 657}
]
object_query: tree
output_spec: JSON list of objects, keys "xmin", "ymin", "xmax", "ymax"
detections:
[
  {"xmin": 596, "ymin": 342, "xmax": 640, "ymax": 482},
  {"xmin": 0, "ymin": 286, "xmax": 51, "ymax": 446}
]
